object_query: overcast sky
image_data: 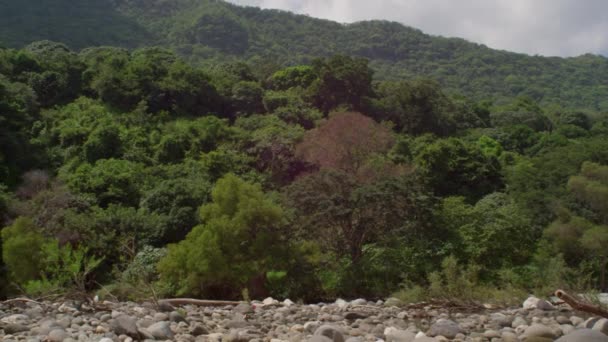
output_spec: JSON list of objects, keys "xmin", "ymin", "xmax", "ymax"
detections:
[{"xmin": 227, "ymin": 0, "xmax": 608, "ymax": 57}]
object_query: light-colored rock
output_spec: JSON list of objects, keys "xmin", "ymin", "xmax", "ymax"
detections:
[
  {"xmin": 146, "ymin": 321, "xmax": 174, "ymax": 340},
  {"xmin": 385, "ymin": 326, "xmax": 415, "ymax": 342},
  {"xmin": 385, "ymin": 298, "xmax": 403, "ymax": 307},
  {"xmin": 536, "ymin": 299, "xmax": 555, "ymax": 311},
  {"xmin": 501, "ymin": 331, "xmax": 519, "ymax": 342},
  {"xmin": 426, "ymin": 319, "xmax": 462, "ymax": 339},
  {"xmin": 335, "ymin": 298, "xmax": 348, "ymax": 309},
  {"xmin": 592, "ymin": 318, "xmax": 608, "ymax": 335},
  {"xmin": 512, "ymin": 316, "xmax": 528, "ymax": 328},
  {"xmin": 263, "ymin": 297, "xmax": 279, "ymax": 306},
  {"xmin": 523, "ymin": 297, "xmax": 540, "ymax": 310},
  {"xmin": 572, "ymin": 316, "xmax": 585, "ymax": 326},
  {"xmin": 314, "ymin": 325, "xmax": 346, "ymax": 342},
  {"xmin": 556, "ymin": 329, "xmax": 608, "ymax": 342},
  {"xmin": 351, "ymin": 299, "xmax": 367, "ymax": 306},
  {"xmin": 1, "ymin": 314, "xmax": 29, "ymax": 325},
  {"xmin": 522, "ymin": 323, "xmax": 556, "ymax": 340},
  {"xmin": 48, "ymin": 328, "xmax": 69, "ymax": 342},
  {"xmin": 110, "ymin": 314, "xmax": 139, "ymax": 338},
  {"xmin": 560, "ymin": 324, "xmax": 575, "ymax": 336}
]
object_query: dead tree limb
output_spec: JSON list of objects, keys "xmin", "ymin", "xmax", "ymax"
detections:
[
  {"xmin": 2, "ymin": 297, "xmax": 43, "ymax": 305},
  {"xmin": 555, "ymin": 289, "xmax": 608, "ymax": 319},
  {"xmin": 158, "ymin": 298, "xmax": 243, "ymax": 307}
]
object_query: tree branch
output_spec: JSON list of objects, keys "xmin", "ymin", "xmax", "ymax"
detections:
[{"xmin": 555, "ymin": 289, "xmax": 608, "ymax": 319}]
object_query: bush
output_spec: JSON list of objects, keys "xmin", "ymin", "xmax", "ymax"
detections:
[
  {"xmin": 122, "ymin": 246, "xmax": 166, "ymax": 284},
  {"xmin": 158, "ymin": 174, "xmax": 288, "ymax": 298},
  {"xmin": 2, "ymin": 217, "xmax": 103, "ymax": 297},
  {"xmin": 393, "ymin": 256, "xmax": 527, "ymax": 306},
  {"xmin": 1, "ymin": 217, "xmax": 46, "ymax": 286}
]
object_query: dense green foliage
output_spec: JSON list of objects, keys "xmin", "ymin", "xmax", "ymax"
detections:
[
  {"xmin": 1, "ymin": 0, "xmax": 608, "ymax": 111},
  {"xmin": 1, "ymin": 5, "xmax": 608, "ymax": 300}
]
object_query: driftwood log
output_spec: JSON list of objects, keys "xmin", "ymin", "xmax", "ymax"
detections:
[
  {"xmin": 1, "ymin": 297, "xmax": 42, "ymax": 305},
  {"xmin": 555, "ymin": 289, "xmax": 608, "ymax": 319},
  {"xmin": 158, "ymin": 298, "xmax": 243, "ymax": 307}
]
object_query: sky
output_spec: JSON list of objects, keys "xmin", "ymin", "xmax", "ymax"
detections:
[{"xmin": 227, "ymin": 0, "xmax": 608, "ymax": 57}]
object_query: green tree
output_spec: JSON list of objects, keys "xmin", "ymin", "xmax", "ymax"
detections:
[
  {"xmin": 158, "ymin": 174, "xmax": 287, "ymax": 298},
  {"xmin": 2, "ymin": 217, "xmax": 46, "ymax": 286},
  {"xmin": 415, "ymin": 138, "xmax": 503, "ymax": 201},
  {"xmin": 309, "ymin": 55, "xmax": 373, "ymax": 114},
  {"xmin": 580, "ymin": 226, "xmax": 608, "ymax": 290}
]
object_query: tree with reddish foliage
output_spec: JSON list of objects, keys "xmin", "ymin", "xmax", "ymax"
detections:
[{"xmin": 295, "ymin": 112, "xmax": 401, "ymax": 181}]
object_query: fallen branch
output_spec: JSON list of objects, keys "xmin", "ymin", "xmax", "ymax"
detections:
[
  {"xmin": 555, "ymin": 289, "xmax": 608, "ymax": 319},
  {"xmin": 2, "ymin": 297, "xmax": 42, "ymax": 305},
  {"xmin": 158, "ymin": 298, "xmax": 243, "ymax": 307}
]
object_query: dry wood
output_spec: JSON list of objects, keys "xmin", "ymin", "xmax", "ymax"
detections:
[
  {"xmin": 2, "ymin": 297, "xmax": 42, "ymax": 305},
  {"xmin": 555, "ymin": 289, "xmax": 608, "ymax": 319},
  {"xmin": 158, "ymin": 298, "xmax": 243, "ymax": 307}
]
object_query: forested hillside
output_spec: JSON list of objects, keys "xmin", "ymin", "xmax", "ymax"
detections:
[
  {"xmin": 1, "ymin": 38, "xmax": 608, "ymax": 301},
  {"xmin": 1, "ymin": 0, "xmax": 608, "ymax": 111}
]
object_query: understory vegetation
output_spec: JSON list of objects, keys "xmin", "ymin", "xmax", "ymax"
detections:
[{"xmin": 1, "ymin": 39, "xmax": 608, "ymax": 304}]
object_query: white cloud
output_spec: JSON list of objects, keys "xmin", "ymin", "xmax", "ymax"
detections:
[{"xmin": 227, "ymin": 0, "xmax": 608, "ymax": 57}]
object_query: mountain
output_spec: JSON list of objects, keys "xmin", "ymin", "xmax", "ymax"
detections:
[{"xmin": 2, "ymin": 0, "xmax": 608, "ymax": 111}]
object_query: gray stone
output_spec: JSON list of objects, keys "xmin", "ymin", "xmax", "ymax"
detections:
[
  {"xmin": 412, "ymin": 337, "xmax": 437, "ymax": 342},
  {"xmin": 587, "ymin": 318, "xmax": 603, "ymax": 329},
  {"xmin": 512, "ymin": 316, "xmax": 528, "ymax": 328},
  {"xmin": 572, "ymin": 316, "xmax": 585, "ymax": 326},
  {"xmin": 309, "ymin": 337, "xmax": 333, "ymax": 342},
  {"xmin": 385, "ymin": 326, "xmax": 416, "ymax": 342},
  {"xmin": 536, "ymin": 299, "xmax": 555, "ymax": 311},
  {"xmin": 523, "ymin": 324, "xmax": 556, "ymax": 340},
  {"xmin": 345, "ymin": 338, "xmax": 364, "ymax": 342},
  {"xmin": 351, "ymin": 299, "xmax": 367, "ymax": 306},
  {"xmin": 561, "ymin": 324, "xmax": 576, "ymax": 335},
  {"xmin": 0, "ymin": 314, "xmax": 29, "ymax": 325},
  {"xmin": 523, "ymin": 296, "xmax": 540, "ymax": 310},
  {"xmin": 501, "ymin": 331, "xmax": 518, "ymax": 342},
  {"xmin": 2, "ymin": 323, "xmax": 29, "ymax": 334},
  {"xmin": 556, "ymin": 329, "xmax": 608, "ymax": 342},
  {"xmin": 233, "ymin": 303, "xmax": 253, "ymax": 314},
  {"xmin": 146, "ymin": 321, "xmax": 174, "ymax": 340},
  {"xmin": 110, "ymin": 314, "xmax": 139, "ymax": 338},
  {"xmin": 426, "ymin": 319, "xmax": 462, "ymax": 339},
  {"xmin": 191, "ymin": 323, "xmax": 209, "ymax": 336},
  {"xmin": 483, "ymin": 330, "xmax": 501, "ymax": 338},
  {"xmin": 48, "ymin": 328, "xmax": 69, "ymax": 342},
  {"xmin": 153, "ymin": 312, "xmax": 168, "ymax": 321},
  {"xmin": 170, "ymin": 311, "xmax": 187, "ymax": 323},
  {"xmin": 99, "ymin": 339, "xmax": 114, "ymax": 342},
  {"xmin": 344, "ymin": 312, "xmax": 367, "ymax": 320},
  {"xmin": 156, "ymin": 301, "xmax": 173, "ymax": 312},
  {"xmin": 385, "ymin": 298, "xmax": 403, "ymax": 307},
  {"xmin": 593, "ymin": 318, "xmax": 608, "ymax": 335},
  {"xmin": 314, "ymin": 325, "xmax": 346, "ymax": 342}
]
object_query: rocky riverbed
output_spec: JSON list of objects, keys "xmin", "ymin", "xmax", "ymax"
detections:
[{"xmin": 1, "ymin": 296, "xmax": 608, "ymax": 341}]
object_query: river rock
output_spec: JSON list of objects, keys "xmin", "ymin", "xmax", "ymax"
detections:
[
  {"xmin": 556, "ymin": 329, "xmax": 608, "ymax": 342},
  {"xmin": 522, "ymin": 323, "xmax": 556, "ymax": 340},
  {"xmin": 523, "ymin": 297, "xmax": 540, "ymax": 310},
  {"xmin": 426, "ymin": 319, "xmax": 462, "ymax": 339},
  {"xmin": 314, "ymin": 325, "xmax": 346, "ymax": 342},
  {"xmin": 146, "ymin": 321, "xmax": 174, "ymax": 340},
  {"xmin": 384, "ymin": 326, "xmax": 415, "ymax": 342},
  {"xmin": 110, "ymin": 314, "xmax": 139, "ymax": 338},
  {"xmin": 48, "ymin": 328, "xmax": 69, "ymax": 342}
]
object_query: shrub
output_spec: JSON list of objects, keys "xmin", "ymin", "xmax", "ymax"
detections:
[
  {"xmin": 393, "ymin": 256, "xmax": 527, "ymax": 306},
  {"xmin": 2, "ymin": 217, "xmax": 103, "ymax": 297},
  {"xmin": 158, "ymin": 174, "xmax": 288, "ymax": 298}
]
